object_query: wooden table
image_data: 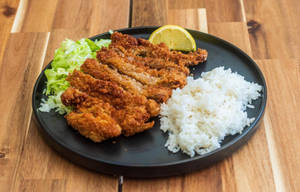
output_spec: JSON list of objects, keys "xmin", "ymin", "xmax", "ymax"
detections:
[{"xmin": 0, "ymin": 0, "xmax": 299, "ymax": 191}]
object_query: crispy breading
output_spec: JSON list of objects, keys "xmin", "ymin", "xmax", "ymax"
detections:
[
  {"xmin": 66, "ymin": 70, "xmax": 160, "ymax": 116},
  {"xmin": 66, "ymin": 70, "xmax": 132, "ymax": 107},
  {"xmin": 97, "ymin": 49, "xmax": 187, "ymax": 88},
  {"xmin": 81, "ymin": 58, "xmax": 144, "ymax": 94},
  {"xmin": 112, "ymin": 104, "xmax": 154, "ymax": 136},
  {"xmin": 109, "ymin": 32, "xmax": 208, "ymax": 67},
  {"xmin": 62, "ymin": 79, "xmax": 156, "ymax": 138},
  {"xmin": 61, "ymin": 32, "xmax": 207, "ymax": 142},
  {"xmin": 61, "ymin": 88, "xmax": 122, "ymax": 142},
  {"xmin": 136, "ymin": 38, "xmax": 208, "ymax": 66},
  {"xmin": 110, "ymin": 31, "xmax": 138, "ymax": 49},
  {"xmin": 81, "ymin": 59, "xmax": 172, "ymax": 103},
  {"xmin": 97, "ymin": 32, "xmax": 207, "ymax": 90}
]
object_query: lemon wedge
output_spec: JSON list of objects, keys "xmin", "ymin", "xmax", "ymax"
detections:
[{"xmin": 149, "ymin": 25, "xmax": 196, "ymax": 51}]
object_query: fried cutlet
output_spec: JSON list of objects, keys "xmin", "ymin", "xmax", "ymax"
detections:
[
  {"xmin": 97, "ymin": 49, "xmax": 188, "ymax": 89},
  {"xmin": 96, "ymin": 32, "xmax": 207, "ymax": 91},
  {"xmin": 61, "ymin": 87, "xmax": 155, "ymax": 140},
  {"xmin": 66, "ymin": 70, "xmax": 160, "ymax": 116},
  {"xmin": 108, "ymin": 32, "xmax": 208, "ymax": 67},
  {"xmin": 65, "ymin": 70, "xmax": 159, "ymax": 136},
  {"xmin": 81, "ymin": 59, "xmax": 172, "ymax": 103},
  {"xmin": 61, "ymin": 87, "xmax": 121, "ymax": 142},
  {"xmin": 61, "ymin": 32, "xmax": 207, "ymax": 142},
  {"xmin": 81, "ymin": 58, "xmax": 144, "ymax": 95}
]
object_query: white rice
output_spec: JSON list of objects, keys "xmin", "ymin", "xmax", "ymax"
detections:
[{"xmin": 160, "ymin": 67, "xmax": 262, "ymax": 157}]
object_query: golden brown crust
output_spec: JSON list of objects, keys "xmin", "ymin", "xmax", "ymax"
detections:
[
  {"xmin": 61, "ymin": 32, "xmax": 207, "ymax": 142},
  {"xmin": 109, "ymin": 32, "xmax": 207, "ymax": 66},
  {"xmin": 61, "ymin": 88, "xmax": 121, "ymax": 142},
  {"xmin": 62, "ymin": 72, "xmax": 159, "ymax": 141},
  {"xmin": 81, "ymin": 58, "xmax": 172, "ymax": 103}
]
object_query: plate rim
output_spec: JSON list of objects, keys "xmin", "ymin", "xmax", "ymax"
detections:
[{"xmin": 32, "ymin": 26, "xmax": 267, "ymax": 169}]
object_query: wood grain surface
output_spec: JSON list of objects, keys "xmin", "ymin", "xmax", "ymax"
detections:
[{"xmin": 0, "ymin": 0, "xmax": 299, "ymax": 191}]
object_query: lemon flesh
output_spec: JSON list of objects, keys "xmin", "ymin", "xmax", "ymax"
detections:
[{"xmin": 149, "ymin": 25, "xmax": 196, "ymax": 51}]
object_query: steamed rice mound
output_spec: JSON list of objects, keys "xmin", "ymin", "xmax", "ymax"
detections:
[{"xmin": 160, "ymin": 67, "xmax": 262, "ymax": 157}]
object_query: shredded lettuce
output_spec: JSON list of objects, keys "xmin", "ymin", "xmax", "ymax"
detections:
[{"xmin": 39, "ymin": 38, "xmax": 111, "ymax": 114}]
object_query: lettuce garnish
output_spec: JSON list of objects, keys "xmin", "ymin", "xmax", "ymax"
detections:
[{"xmin": 39, "ymin": 38, "xmax": 111, "ymax": 114}]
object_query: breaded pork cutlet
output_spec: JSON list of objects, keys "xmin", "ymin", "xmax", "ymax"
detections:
[
  {"xmin": 81, "ymin": 59, "xmax": 172, "ymax": 103},
  {"xmin": 97, "ymin": 49, "xmax": 188, "ymax": 89},
  {"xmin": 61, "ymin": 87, "xmax": 121, "ymax": 142},
  {"xmin": 61, "ymin": 32, "xmax": 207, "ymax": 142},
  {"xmin": 65, "ymin": 70, "xmax": 159, "ymax": 136},
  {"xmin": 107, "ymin": 32, "xmax": 207, "ymax": 67},
  {"xmin": 66, "ymin": 70, "xmax": 160, "ymax": 116},
  {"xmin": 97, "ymin": 32, "xmax": 207, "ymax": 90}
]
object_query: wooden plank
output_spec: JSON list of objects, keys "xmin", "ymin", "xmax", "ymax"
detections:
[
  {"xmin": 123, "ymin": 164, "xmax": 225, "ymax": 191},
  {"xmin": 283, "ymin": 0, "xmax": 300, "ymax": 58},
  {"xmin": 244, "ymin": 0, "xmax": 300, "ymax": 189},
  {"xmin": 168, "ymin": 0, "xmax": 243, "ymax": 22},
  {"xmin": 12, "ymin": 30, "xmax": 120, "ymax": 192},
  {"xmin": 168, "ymin": 8, "xmax": 208, "ymax": 33},
  {"xmin": 123, "ymin": 176, "xmax": 182, "ymax": 192},
  {"xmin": 52, "ymin": 0, "xmax": 129, "ymax": 35},
  {"xmin": 12, "ymin": 0, "xmax": 129, "ymax": 34},
  {"xmin": 244, "ymin": 0, "xmax": 296, "ymax": 60},
  {"xmin": 168, "ymin": 0, "xmax": 205, "ymax": 9},
  {"xmin": 52, "ymin": 0, "xmax": 95, "ymax": 30},
  {"xmin": 208, "ymin": 22, "xmax": 252, "ymax": 56},
  {"xmin": 16, "ymin": 179, "xmax": 66, "ymax": 192},
  {"xmin": 132, "ymin": 0, "xmax": 168, "ymax": 26},
  {"xmin": 123, "ymin": 165, "xmax": 223, "ymax": 192},
  {"xmin": 89, "ymin": 0, "xmax": 130, "ymax": 36},
  {"xmin": 0, "ymin": 0, "xmax": 19, "ymax": 66},
  {"xmin": 13, "ymin": 118, "xmax": 118, "ymax": 192},
  {"xmin": 11, "ymin": 0, "xmax": 58, "ymax": 32},
  {"xmin": 229, "ymin": 121, "xmax": 276, "ymax": 191},
  {"xmin": 46, "ymin": 0, "xmax": 130, "ymax": 62},
  {"xmin": 255, "ymin": 59, "xmax": 300, "ymax": 191},
  {"xmin": 0, "ymin": 32, "xmax": 49, "ymax": 192},
  {"xmin": 65, "ymin": 166, "xmax": 117, "ymax": 192},
  {"xmin": 204, "ymin": 0, "xmax": 243, "ymax": 22}
]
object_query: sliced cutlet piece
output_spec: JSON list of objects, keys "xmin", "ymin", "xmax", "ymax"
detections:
[
  {"xmin": 63, "ymin": 75, "xmax": 156, "ymax": 138},
  {"xmin": 100, "ymin": 32, "xmax": 206, "ymax": 89},
  {"xmin": 66, "ymin": 72, "xmax": 156, "ymax": 137},
  {"xmin": 66, "ymin": 70, "xmax": 160, "ymax": 116},
  {"xmin": 109, "ymin": 33, "xmax": 172, "ymax": 70},
  {"xmin": 109, "ymin": 32, "xmax": 207, "ymax": 67},
  {"xmin": 61, "ymin": 87, "xmax": 122, "ymax": 142},
  {"xmin": 112, "ymin": 103, "xmax": 155, "ymax": 137},
  {"xmin": 133, "ymin": 56, "xmax": 190, "ymax": 75},
  {"xmin": 66, "ymin": 70, "xmax": 138, "ymax": 107},
  {"xmin": 97, "ymin": 49, "xmax": 159, "ymax": 85},
  {"xmin": 169, "ymin": 48, "xmax": 208, "ymax": 66},
  {"xmin": 136, "ymin": 38, "xmax": 208, "ymax": 66},
  {"xmin": 81, "ymin": 59, "xmax": 171, "ymax": 103},
  {"xmin": 97, "ymin": 48, "xmax": 187, "ymax": 89},
  {"xmin": 110, "ymin": 31, "xmax": 139, "ymax": 49},
  {"xmin": 81, "ymin": 58, "xmax": 144, "ymax": 95}
]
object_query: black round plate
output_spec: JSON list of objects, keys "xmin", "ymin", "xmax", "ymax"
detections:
[{"xmin": 32, "ymin": 26, "xmax": 267, "ymax": 178}]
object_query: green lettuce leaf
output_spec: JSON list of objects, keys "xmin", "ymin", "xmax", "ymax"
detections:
[{"xmin": 39, "ymin": 38, "xmax": 111, "ymax": 114}]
